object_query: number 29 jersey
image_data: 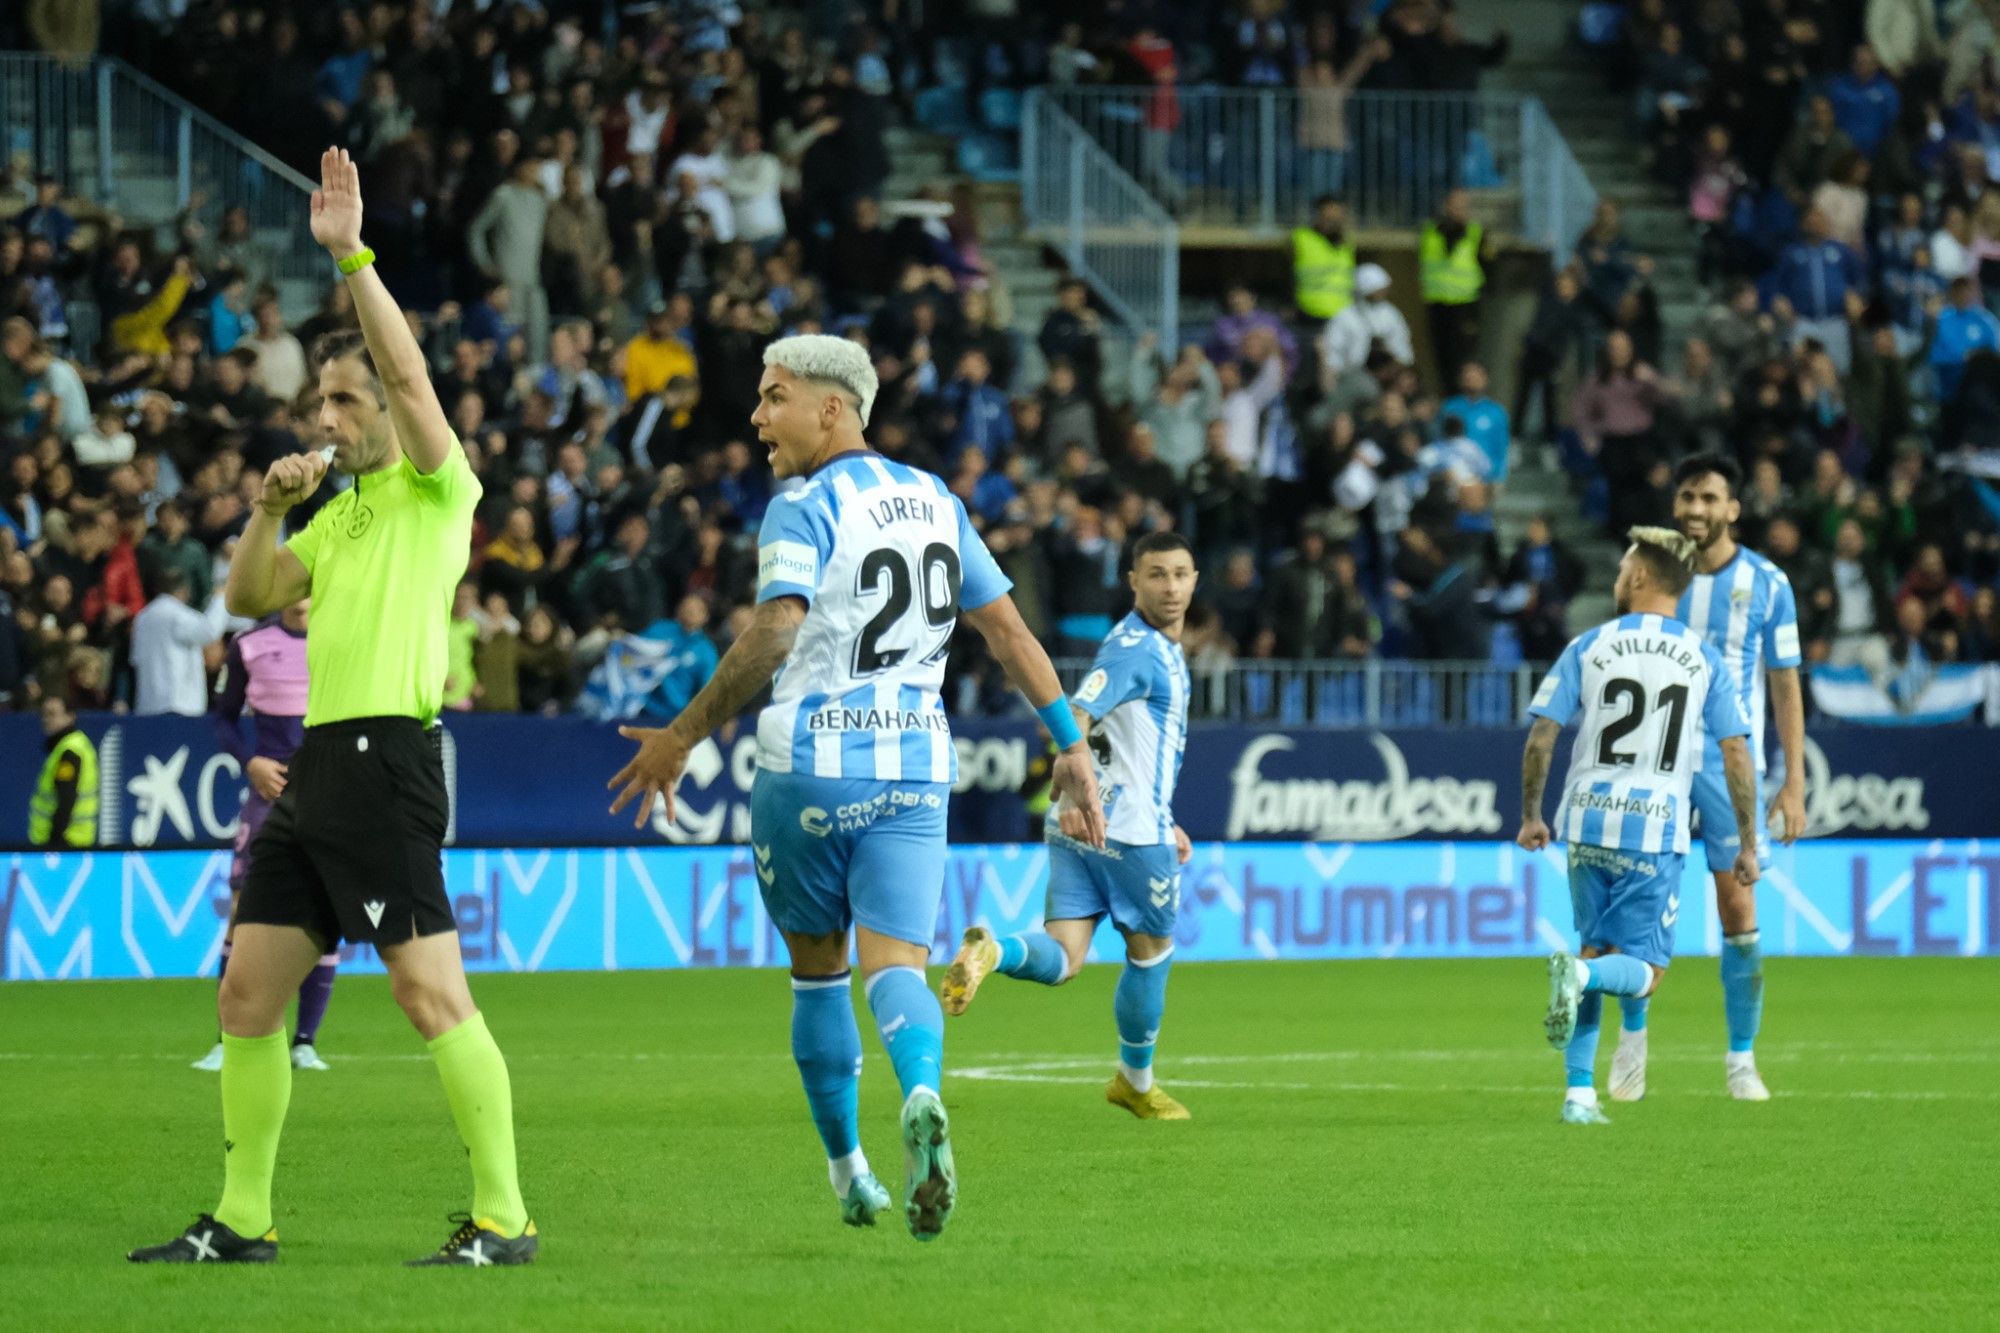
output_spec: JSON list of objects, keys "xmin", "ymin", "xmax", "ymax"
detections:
[
  {"xmin": 1527, "ymin": 613, "xmax": 1752, "ymax": 855},
  {"xmin": 753, "ymin": 452, "xmax": 1011, "ymax": 784}
]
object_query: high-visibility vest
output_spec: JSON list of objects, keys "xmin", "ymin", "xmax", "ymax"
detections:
[
  {"xmin": 29, "ymin": 729, "xmax": 98, "ymax": 848},
  {"xmin": 1292, "ymin": 229, "xmax": 1356, "ymax": 320},
  {"xmin": 1419, "ymin": 221, "xmax": 1484, "ymax": 305}
]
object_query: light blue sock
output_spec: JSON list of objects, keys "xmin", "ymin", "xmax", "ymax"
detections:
[
  {"xmin": 865, "ymin": 966, "xmax": 944, "ymax": 1099},
  {"xmin": 997, "ymin": 931, "xmax": 1068, "ymax": 985},
  {"xmin": 1113, "ymin": 948, "xmax": 1173, "ymax": 1075},
  {"xmin": 1721, "ymin": 931, "xmax": 1763, "ymax": 1054},
  {"xmin": 790, "ymin": 974, "xmax": 862, "ymax": 1162},
  {"xmin": 1566, "ymin": 992, "xmax": 1604, "ymax": 1089},
  {"xmin": 1584, "ymin": 954, "xmax": 1652, "ymax": 997},
  {"xmin": 1620, "ymin": 996, "xmax": 1650, "ymax": 1032}
]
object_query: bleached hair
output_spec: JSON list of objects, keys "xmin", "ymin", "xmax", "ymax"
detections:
[
  {"xmin": 763, "ymin": 334, "xmax": 879, "ymax": 428},
  {"xmin": 1626, "ymin": 525, "xmax": 1696, "ymax": 570},
  {"xmin": 1626, "ymin": 525, "xmax": 1698, "ymax": 595}
]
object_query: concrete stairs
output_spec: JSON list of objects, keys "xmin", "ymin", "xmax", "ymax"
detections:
[{"xmin": 1457, "ymin": 0, "xmax": 1682, "ymax": 626}]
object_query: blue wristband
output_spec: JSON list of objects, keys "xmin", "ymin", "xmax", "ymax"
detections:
[{"xmin": 1037, "ymin": 696, "xmax": 1083, "ymax": 749}]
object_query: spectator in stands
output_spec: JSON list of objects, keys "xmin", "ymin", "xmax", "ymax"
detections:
[
  {"xmin": 939, "ymin": 348, "xmax": 1015, "ymax": 463},
  {"xmin": 1037, "ymin": 278, "xmax": 1103, "ymax": 391},
  {"xmin": 1827, "ymin": 515, "xmax": 1894, "ymax": 673},
  {"xmin": 137, "ymin": 499, "xmax": 210, "ymax": 609},
  {"xmin": 130, "ymin": 568, "xmax": 214, "ymax": 716},
  {"xmin": 576, "ymin": 510, "xmax": 665, "ymax": 632},
  {"xmin": 1828, "ymin": 45, "xmax": 1902, "ymax": 160},
  {"xmin": 15, "ymin": 175, "xmax": 77, "ymax": 251},
  {"xmin": 443, "ymin": 579, "xmax": 480, "ymax": 711},
  {"xmin": 1128, "ymin": 334, "xmax": 1219, "ymax": 480},
  {"xmin": 1439, "ymin": 362, "xmax": 1510, "ymax": 484},
  {"xmin": 1218, "ymin": 329, "xmax": 1287, "ymax": 470},
  {"xmin": 1207, "ymin": 284, "xmax": 1298, "ymax": 375},
  {"xmin": 1123, "ymin": 25, "xmax": 1184, "ymax": 210},
  {"xmin": 1265, "ymin": 529, "xmax": 1364, "ymax": 659},
  {"xmin": 1762, "ymin": 208, "xmax": 1865, "ymax": 370},
  {"xmin": 1777, "ymin": 95, "xmax": 1857, "ymax": 206},
  {"xmin": 1319, "ymin": 263, "xmax": 1412, "ymax": 386},
  {"xmin": 469, "ymin": 155, "xmax": 551, "ymax": 360},
  {"xmin": 1869, "ymin": 0, "xmax": 1943, "ymax": 78},
  {"xmin": 1514, "ymin": 268, "xmax": 1585, "ymax": 445},
  {"xmin": 1766, "ymin": 514, "xmax": 1834, "ymax": 661},
  {"xmin": 1503, "ymin": 514, "xmax": 1583, "ymax": 661},
  {"xmin": 1576, "ymin": 200, "xmax": 1652, "ymax": 329},
  {"xmin": 643, "ymin": 593, "xmax": 720, "ymax": 719},
  {"xmin": 1930, "ymin": 276, "xmax": 2000, "ymax": 402},
  {"xmin": 1571, "ymin": 329, "xmax": 1677, "ymax": 534},
  {"xmin": 544, "ymin": 164, "xmax": 611, "ymax": 319},
  {"xmin": 239, "ymin": 295, "xmax": 307, "ymax": 405},
  {"xmin": 1113, "ymin": 422, "xmax": 1179, "ymax": 513},
  {"xmin": 624, "ymin": 302, "xmax": 704, "ymax": 402},
  {"xmin": 726, "ymin": 127, "xmax": 786, "ymax": 251}
]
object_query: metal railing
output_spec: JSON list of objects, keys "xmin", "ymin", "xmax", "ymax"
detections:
[
  {"xmin": 0, "ymin": 55, "xmax": 320, "ymax": 298},
  {"xmin": 1022, "ymin": 90, "xmax": 1180, "ymax": 350},
  {"xmin": 1033, "ymin": 85, "xmax": 1597, "ymax": 258},
  {"xmin": 1049, "ymin": 657, "xmax": 1546, "ymax": 727},
  {"xmin": 1519, "ymin": 98, "xmax": 1597, "ymax": 265}
]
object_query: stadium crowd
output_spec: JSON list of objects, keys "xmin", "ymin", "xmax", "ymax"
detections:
[
  {"xmin": 1555, "ymin": 0, "xmax": 2000, "ymax": 675},
  {"xmin": 7, "ymin": 0, "xmax": 1994, "ymax": 722}
]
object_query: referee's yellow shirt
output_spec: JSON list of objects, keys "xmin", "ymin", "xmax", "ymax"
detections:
[{"xmin": 285, "ymin": 438, "xmax": 480, "ymax": 726}]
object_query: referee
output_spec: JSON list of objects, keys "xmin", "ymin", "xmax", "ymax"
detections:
[{"xmin": 131, "ymin": 149, "xmax": 535, "ymax": 1267}]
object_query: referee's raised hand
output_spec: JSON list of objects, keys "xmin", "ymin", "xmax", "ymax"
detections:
[
  {"xmin": 258, "ymin": 450, "xmax": 331, "ymax": 516},
  {"xmin": 310, "ymin": 146, "xmax": 366, "ymax": 258}
]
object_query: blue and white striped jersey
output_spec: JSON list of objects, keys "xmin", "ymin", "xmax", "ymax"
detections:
[
  {"xmin": 1529, "ymin": 613, "xmax": 1752, "ymax": 855},
  {"xmin": 1071, "ymin": 611, "xmax": 1190, "ymax": 846},
  {"xmin": 1677, "ymin": 547, "xmax": 1801, "ymax": 774},
  {"xmin": 753, "ymin": 452, "xmax": 1011, "ymax": 782}
]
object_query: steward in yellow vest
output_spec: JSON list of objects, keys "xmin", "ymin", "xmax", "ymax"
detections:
[
  {"xmin": 30, "ymin": 697, "xmax": 97, "ymax": 848},
  {"xmin": 1419, "ymin": 188, "xmax": 1493, "ymax": 386},
  {"xmin": 1293, "ymin": 196, "xmax": 1357, "ymax": 321}
]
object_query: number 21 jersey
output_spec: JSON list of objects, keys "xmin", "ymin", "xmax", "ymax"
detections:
[
  {"xmin": 753, "ymin": 452, "xmax": 1011, "ymax": 783},
  {"xmin": 1528, "ymin": 613, "xmax": 1752, "ymax": 854}
]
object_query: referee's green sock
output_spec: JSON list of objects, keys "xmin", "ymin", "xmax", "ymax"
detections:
[
  {"xmin": 429, "ymin": 1012, "xmax": 528, "ymax": 1237},
  {"xmin": 215, "ymin": 1030, "xmax": 292, "ymax": 1238}
]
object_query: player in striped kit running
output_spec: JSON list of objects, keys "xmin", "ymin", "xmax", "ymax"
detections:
[
  {"xmin": 940, "ymin": 532, "xmax": 1198, "ymax": 1121},
  {"xmin": 1518, "ymin": 528, "xmax": 1762, "ymax": 1125},
  {"xmin": 609, "ymin": 335, "xmax": 1104, "ymax": 1241}
]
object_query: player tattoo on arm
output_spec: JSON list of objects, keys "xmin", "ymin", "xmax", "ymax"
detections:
[
  {"xmin": 1519, "ymin": 718, "xmax": 1561, "ymax": 822},
  {"xmin": 669, "ymin": 597, "xmax": 804, "ymax": 743},
  {"xmin": 607, "ymin": 597, "xmax": 805, "ymax": 827},
  {"xmin": 1721, "ymin": 734, "xmax": 1760, "ymax": 854}
]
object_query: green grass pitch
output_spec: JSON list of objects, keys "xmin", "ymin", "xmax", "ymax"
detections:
[{"xmin": 3, "ymin": 957, "xmax": 1995, "ymax": 1329}]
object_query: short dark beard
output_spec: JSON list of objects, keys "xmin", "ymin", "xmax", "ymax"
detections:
[{"xmin": 1680, "ymin": 517, "xmax": 1726, "ymax": 552}]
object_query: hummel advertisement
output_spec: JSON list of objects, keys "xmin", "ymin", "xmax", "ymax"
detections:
[
  {"xmin": 0, "ymin": 715, "xmax": 1976, "ymax": 848},
  {"xmin": 4, "ymin": 839, "xmax": 1992, "ymax": 980}
]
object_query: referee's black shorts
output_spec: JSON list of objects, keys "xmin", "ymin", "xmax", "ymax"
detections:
[{"xmin": 236, "ymin": 716, "xmax": 455, "ymax": 949}]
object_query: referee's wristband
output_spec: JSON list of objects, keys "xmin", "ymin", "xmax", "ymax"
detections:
[
  {"xmin": 335, "ymin": 246, "xmax": 375, "ymax": 276},
  {"xmin": 1037, "ymin": 697, "xmax": 1083, "ymax": 749}
]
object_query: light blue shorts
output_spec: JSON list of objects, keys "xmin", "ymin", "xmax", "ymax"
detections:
[
  {"xmin": 749, "ymin": 769, "xmax": 950, "ymax": 947},
  {"xmin": 1689, "ymin": 764, "xmax": 1771, "ymax": 874},
  {"xmin": 1568, "ymin": 843, "xmax": 1683, "ymax": 969},
  {"xmin": 1045, "ymin": 833, "xmax": 1182, "ymax": 938}
]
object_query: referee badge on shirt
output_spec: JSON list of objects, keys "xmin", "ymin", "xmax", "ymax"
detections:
[{"xmin": 346, "ymin": 503, "xmax": 376, "ymax": 539}]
